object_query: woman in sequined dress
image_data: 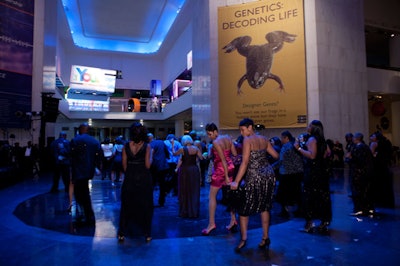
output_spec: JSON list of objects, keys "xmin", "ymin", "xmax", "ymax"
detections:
[{"xmin": 230, "ymin": 118, "xmax": 279, "ymax": 252}]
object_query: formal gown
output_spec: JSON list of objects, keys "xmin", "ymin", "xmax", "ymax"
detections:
[
  {"xmin": 237, "ymin": 150, "xmax": 276, "ymax": 216},
  {"xmin": 118, "ymin": 142, "xmax": 153, "ymax": 238},
  {"xmin": 350, "ymin": 142, "xmax": 374, "ymax": 213},
  {"xmin": 211, "ymin": 148, "xmax": 235, "ymax": 188},
  {"xmin": 178, "ymin": 146, "xmax": 200, "ymax": 218},
  {"xmin": 303, "ymin": 144, "xmax": 332, "ymax": 224},
  {"xmin": 371, "ymin": 139, "xmax": 394, "ymax": 208}
]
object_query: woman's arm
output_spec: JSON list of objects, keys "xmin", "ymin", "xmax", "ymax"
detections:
[
  {"xmin": 266, "ymin": 139, "xmax": 279, "ymax": 160},
  {"xmin": 370, "ymin": 142, "xmax": 378, "ymax": 157},
  {"xmin": 231, "ymin": 137, "xmax": 250, "ymax": 189},
  {"xmin": 145, "ymin": 144, "xmax": 152, "ymax": 169},
  {"xmin": 297, "ymin": 136, "xmax": 317, "ymax": 159},
  {"xmin": 196, "ymin": 147, "xmax": 204, "ymax": 160},
  {"xmin": 214, "ymin": 139, "xmax": 230, "ymax": 184},
  {"xmin": 325, "ymin": 144, "xmax": 332, "ymax": 158},
  {"xmin": 230, "ymin": 139, "xmax": 238, "ymax": 157},
  {"xmin": 122, "ymin": 145, "xmax": 127, "ymax": 172},
  {"xmin": 175, "ymin": 156, "xmax": 182, "ymax": 172},
  {"xmin": 173, "ymin": 147, "xmax": 183, "ymax": 156}
]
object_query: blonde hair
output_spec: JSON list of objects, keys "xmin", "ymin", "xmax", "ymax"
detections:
[{"xmin": 181, "ymin": 135, "xmax": 194, "ymax": 146}]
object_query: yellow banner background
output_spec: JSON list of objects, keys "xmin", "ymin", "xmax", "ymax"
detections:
[{"xmin": 218, "ymin": 0, "xmax": 306, "ymax": 129}]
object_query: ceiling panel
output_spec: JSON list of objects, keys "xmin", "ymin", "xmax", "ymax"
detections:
[
  {"xmin": 78, "ymin": 0, "xmax": 167, "ymax": 42},
  {"xmin": 62, "ymin": 0, "xmax": 187, "ymax": 54}
]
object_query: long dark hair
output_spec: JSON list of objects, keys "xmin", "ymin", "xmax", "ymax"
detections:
[
  {"xmin": 281, "ymin": 130, "xmax": 295, "ymax": 143},
  {"xmin": 129, "ymin": 122, "xmax": 148, "ymax": 144},
  {"xmin": 309, "ymin": 120, "xmax": 327, "ymax": 158}
]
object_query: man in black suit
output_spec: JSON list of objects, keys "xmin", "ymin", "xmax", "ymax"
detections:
[
  {"xmin": 50, "ymin": 132, "xmax": 71, "ymax": 193},
  {"xmin": 148, "ymin": 133, "xmax": 170, "ymax": 207},
  {"xmin": 70, "ymin": 123, "xmax": 102, "ymax": 226},
  {"xmin": 22, "ymin": 141, "xmax": 39, "ymax": 179}
]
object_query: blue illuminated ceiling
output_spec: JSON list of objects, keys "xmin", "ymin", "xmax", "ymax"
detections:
[{"xmin": 61, "ymin": 0, "xmax": 186, "ymax": 54}]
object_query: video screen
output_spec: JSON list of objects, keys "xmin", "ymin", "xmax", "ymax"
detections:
[{"xmin": 66, "ymin": 65, "xmax": 116, "ymax": 111}]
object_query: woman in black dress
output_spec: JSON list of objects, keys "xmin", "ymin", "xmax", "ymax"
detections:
[
  {"xmin": 370, "ymin": 131, "xmax": 394, "ymax": 208},
  {"xmin": 174, "ymin": 135, "xmax": 203, "ymax": 218},
  {"xmin": 118, "ymin": 122, "xmax": 153, "ymax": 243},
  {"xmin": 294, "ymin": 120, "xmax": 332, "ymax": 233}
]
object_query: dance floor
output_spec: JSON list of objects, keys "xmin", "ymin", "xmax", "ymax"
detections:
[{"xmin": 1, "ymin": 166, "xmax": 399, "ymax": 265}]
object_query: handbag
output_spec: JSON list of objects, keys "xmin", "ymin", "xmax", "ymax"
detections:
[{"xmin": 221, "ymin": 183, "xmax": 245, "ymax": 208}]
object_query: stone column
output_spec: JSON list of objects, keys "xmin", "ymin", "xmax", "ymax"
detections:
[
  {"xmin": 389, "ymin": 35, "xmax": 400, "ymax": 68},
  {"xmin": 174, "ymin": 120, "xmax": 185, "ymax": 138}
]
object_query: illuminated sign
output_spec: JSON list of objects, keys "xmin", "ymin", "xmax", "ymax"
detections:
[
  {"xmin": 66, "ymin": 65, "xmax": 116, "ymax": 111},
  {"xmin": 70, "ymin": 65, "xmax": 116, "ymax": 93}
]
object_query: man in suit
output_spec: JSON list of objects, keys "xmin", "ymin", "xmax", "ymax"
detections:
[
  {"xmin": 50, "ymin": 131, "xmax": 71, "ymax": 193},
  {"xmin": 148, "ymin": 133, "xmax": 170, "ymax": 207},
  {"xmin": 70, "ymin": 123, "xmax": 102, "ymax": 226},
  {"xmin": 22, "ymin": 141, "xmax": 39, "ymax": 179}
]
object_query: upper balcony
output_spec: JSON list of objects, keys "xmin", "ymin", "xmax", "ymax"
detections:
[{"xmin": 58, "ymin": 89, "xmax": 192, "ymax": 122}]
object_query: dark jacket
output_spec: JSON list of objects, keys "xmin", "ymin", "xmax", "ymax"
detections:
[
  {"xmin": 51, "ymin": 137, "xmax": 71, "ymax": 165},
  {"xmin": 149, "ymin": 140, "xmax": 169, "ymax": 171},
  {"xmin": 70, "ymin": 133, "xmax": 101, "ymax": 181}
]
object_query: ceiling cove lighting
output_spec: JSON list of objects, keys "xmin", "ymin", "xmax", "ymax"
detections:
[{"xmin": 61, "ymin": 0, "xmax": 186, "ymax": 54}]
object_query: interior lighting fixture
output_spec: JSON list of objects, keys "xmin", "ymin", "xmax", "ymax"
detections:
[{"xmin": 61, "ymin": 0, "xmax": 186, "ymax": 54}]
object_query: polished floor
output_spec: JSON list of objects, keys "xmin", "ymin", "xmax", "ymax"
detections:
[{"xmin": 1, "ymin": 166, "xmax": 400, "ymax": 266}]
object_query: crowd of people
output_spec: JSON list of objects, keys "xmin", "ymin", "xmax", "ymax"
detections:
[
  {"xmin": 1, "ymin": 118, "xmax": 396, "ymax": 252},
  {"xmin": 0, "ymin": 140, "xmax": 40, "ymax": 184},
  {"xmin": 112, "ymin": 118, "xmax": 395, "ymax": 252}
]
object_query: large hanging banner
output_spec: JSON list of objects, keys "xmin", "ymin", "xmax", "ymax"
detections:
[
  {"xmin": 0, "ymin": 0, "xmax": 34, "ymax": 129},
  {"xmin": 218, "ymin": 0, "xmax": 306, "ymax": 129}
]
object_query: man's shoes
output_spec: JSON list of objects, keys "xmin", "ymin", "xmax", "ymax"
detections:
[
  {"xmin": 300, "ymin": 221, "xmax": 315, "ymax": 233},
  {"xmin": 365, "ymin": 209, "xmax": 376, "ymax": 217},
  {"xmin": 349, "ymin": 211, "xmax": 363, "ymax": 216},
  {"xmin": 317, "ymin": 221, "xmax": 330, "ymax": 234}
]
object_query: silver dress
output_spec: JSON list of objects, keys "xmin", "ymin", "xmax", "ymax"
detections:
[{"xmin": 237, "ymin": 150, "xmax": 276, "ymax": 216}]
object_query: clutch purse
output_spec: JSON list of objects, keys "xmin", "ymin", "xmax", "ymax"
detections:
[{"xmin": 222, "ymin": 183, "xmax": 245, "ymax": 208}]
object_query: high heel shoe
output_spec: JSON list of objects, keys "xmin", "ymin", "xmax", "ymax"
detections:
[
  {"xmin": 258, "ymin": 238, "xmax": 271, "ymax": 249},
  {"xmin": 201, "ymin": 225, "xmax": 216, "ymax": 236},
  {"xmin": 317, "ymin": 221, "xmax": 330, "ymax": 234},
  {"xmin": 226, "ymin": 222, "xmax": 238, "ymax": 232},
  {"xmin": 234, "ymin": 239, "xmax": 247, "ymax": 253},
  {"xmin": 117, "ymin": 234, "xmax": 125, "ymax": 242},
  {"xmin": 301, "ymin": 221, "xmax": 314, "ymax": 233},
  {"xmin": 67, "ymin": 204, "xmax": 72, "ymax": 215}
]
